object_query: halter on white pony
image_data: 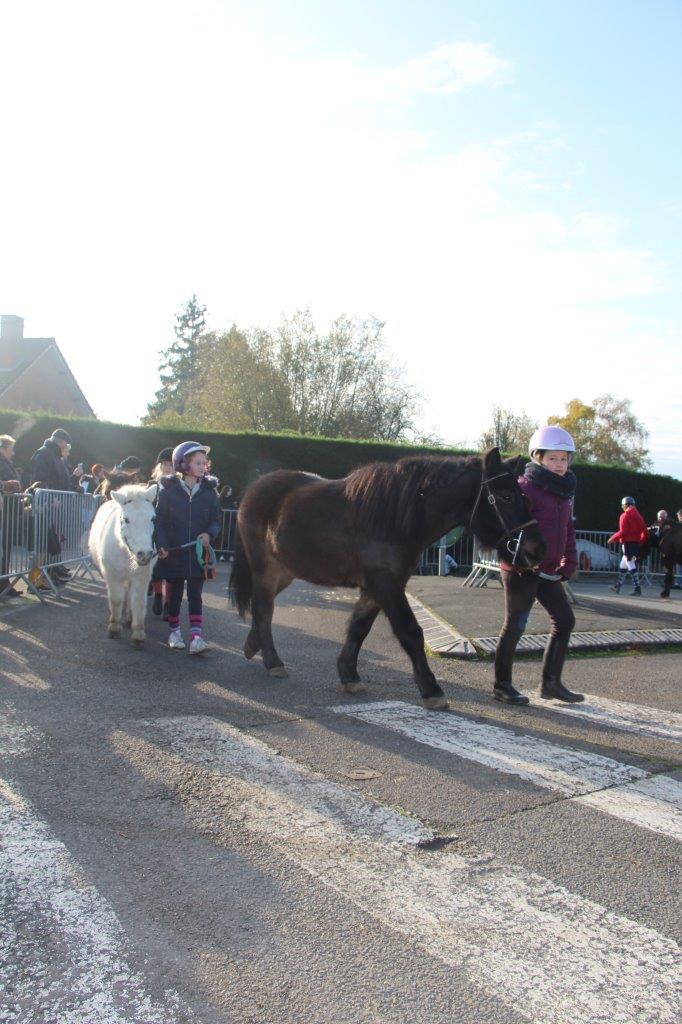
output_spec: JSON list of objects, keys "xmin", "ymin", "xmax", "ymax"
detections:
[{"xmin": 110, "ymin": 484, "xmax": 158, "ymax": 566}]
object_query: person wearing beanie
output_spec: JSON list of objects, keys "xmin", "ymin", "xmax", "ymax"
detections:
[
  {"xmin": 29, "ymin": 429, "xmax": 79, "ymax": 492},
  {"xmin": 114, "ymin": 455, "xmax": 142, "ymax": 480}
]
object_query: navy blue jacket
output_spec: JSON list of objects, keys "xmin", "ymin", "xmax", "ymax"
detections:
[
  {"xmin": 29, "ymin": 440, "xmax": 77, "ymax": 491},
  {"xmin": 155, "ymin": 475, "xmax": 221, "ymax": 579}
]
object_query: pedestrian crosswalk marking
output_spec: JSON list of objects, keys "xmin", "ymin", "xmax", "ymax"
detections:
[
  {"xmin": 523, "ymin": 690, "xmax": 682, "ymax": 743},
  {"xmin": 331, "ymin": 701, "xmax": 682, "ymax": 843},
  {"xmin": 0, "ymin": 778, "xmax": 189, "ymax": 1024},
  {"xmin": 118, "ymin": 715, "xmax": 681, "ymax": 1024}
]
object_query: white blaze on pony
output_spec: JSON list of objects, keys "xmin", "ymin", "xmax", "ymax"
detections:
[{"xmin": 88, "ymin": 484, "xmax": 158, "ymax": 645}]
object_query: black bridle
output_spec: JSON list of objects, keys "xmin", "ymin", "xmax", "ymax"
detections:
[{"xmin": 469, "ymin": 471, "xmax": 538, "ymax": 565}]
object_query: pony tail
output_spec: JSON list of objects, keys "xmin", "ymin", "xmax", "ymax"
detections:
[{"xmin": 228, "ymin": 525, "xmax": 253, "ymax": 618}]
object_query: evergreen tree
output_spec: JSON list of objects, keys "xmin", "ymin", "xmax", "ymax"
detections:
[{"xmin": 144, "ymin": 295, "xmax": 207, "ymax": 424}]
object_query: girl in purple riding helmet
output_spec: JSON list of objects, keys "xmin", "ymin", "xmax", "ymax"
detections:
[
  {"xmin": 155, "ymin": 442, "xmax": 221, "ymax": 654},
  {"xmin": 493, "ymin": 425, "xmax": 584, "ymax": 706}
]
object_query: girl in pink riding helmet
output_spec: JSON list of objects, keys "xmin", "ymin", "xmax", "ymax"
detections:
[
  {"xmin": 155, "ymin": 442, "xmax": 221, "ymax": 654},
  {"xmin": 493, "ymin": 424, "xmax": 584, "ymax": 706}
]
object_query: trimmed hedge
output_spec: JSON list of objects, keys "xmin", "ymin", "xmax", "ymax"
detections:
[{"xmin": 2, "ymin": 408, "xmax": 680, "ymax": 531}]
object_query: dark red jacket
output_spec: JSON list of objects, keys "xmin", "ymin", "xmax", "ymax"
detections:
[
  {"xmin": 608, "ymin": 506, "xmax": 647, "ymax": 545},
  {"xmin": 501, "ymin": 475, "xmax": 577, "ymax": 578}
]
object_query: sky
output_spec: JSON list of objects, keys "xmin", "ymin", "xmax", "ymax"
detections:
[{"xmin": 2, "ymin": 0, "xmax": 681, "ymax": 477}]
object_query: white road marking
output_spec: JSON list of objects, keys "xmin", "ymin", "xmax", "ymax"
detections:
[
  {"xmin": 122, "ymin": 715, "xmax": 682, "ymax": 1024},
  {"xmin": 0, "ymin": 779, "xmax": 190, "ymax": 1023},
  {"xmin": 331, "ymin": 701, "xmax": 682, "ymax": 843},
  {"xmin": 524, "ymin": 690, "xmax": 682, "ymax": 743}
]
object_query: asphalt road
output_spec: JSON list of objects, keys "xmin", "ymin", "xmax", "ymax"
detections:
[{"xmin": 1, "ymin": 569, "xmax": 681, "ymax": 1024}]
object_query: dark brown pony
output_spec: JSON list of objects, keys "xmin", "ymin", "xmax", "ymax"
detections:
[
  {"xmin": 659, "ymin": 525, "xmax": 682, "ymax": 597},
  {"xmin": 230, "ymin": 448, "xmax": 545, "ymax": 708}
]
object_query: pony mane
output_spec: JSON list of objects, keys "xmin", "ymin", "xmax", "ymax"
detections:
[
  {"xmin": 113, "ymin": 483, "xmax": 154, "ymax": 502},
  {"xmin": 344, "ymin": 454, "xmax": 480, "ymax": 541}
]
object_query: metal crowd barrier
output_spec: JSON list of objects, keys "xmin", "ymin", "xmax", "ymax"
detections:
[
  {"xmin": 0, "ymin": 488, "xmax": 102, "ymax": 599},
  {"xmin": 461, "ymin": 528, "xmax": 671, "ymax": 590},
  {"xmin": 215, "ymin": 508, "xmax": 238, "ymax": 560},
  {"xmin": 417, "ymin": 534, "xmax": 475, "ymax": 576}
]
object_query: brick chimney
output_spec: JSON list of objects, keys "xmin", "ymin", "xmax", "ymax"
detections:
[{"xmin": 0, "ymin": 315, "xmax": 24, "ymax": 369}]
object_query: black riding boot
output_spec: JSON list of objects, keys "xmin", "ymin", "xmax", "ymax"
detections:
[
  {"xmin": 540, "ymin": 679, "xmax": 585, "ymax": 702},
  {"xmin": 493, "ymin": 681, "xmax": 530, "ymax": 705},
  {"xmin": 541, "ymin": 628, "xmax": 583, "ymax": 702}
]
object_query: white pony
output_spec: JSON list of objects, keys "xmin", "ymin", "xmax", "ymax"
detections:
[{"xmin": 88, "ymin": 484, "xmax": 158, "ymax": 645}]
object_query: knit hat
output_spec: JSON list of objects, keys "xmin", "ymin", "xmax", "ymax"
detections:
[{"xmin": 51, "ymin": 428, "xmax": 72, "ymax": 444}]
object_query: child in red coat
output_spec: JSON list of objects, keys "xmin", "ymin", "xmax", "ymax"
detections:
[{"xmin": 608, "ymin": 497, "xmax": 648, "ymax": 595}]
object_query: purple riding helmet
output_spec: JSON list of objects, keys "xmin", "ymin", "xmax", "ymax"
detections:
[
  {"xmin": 171, "ymin": 441, "xmax": 211, "ymax": 474},
  {"xmin": 528, "ymin": 425, "xmax": 576, "ymax": 459}
]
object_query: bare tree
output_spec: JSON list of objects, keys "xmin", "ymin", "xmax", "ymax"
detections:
[{"xmin": 479, "ymin": 407, "xmax": 538, "ymax": 454}]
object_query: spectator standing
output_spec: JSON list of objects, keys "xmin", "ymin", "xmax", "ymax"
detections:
[
  {"xmin": 648, "ymin": 509, "xmax": 672, "ymax": 543},
  {"xmin": 608, "ymin": 497, "xmax": 648, "ymax": 595},
  {"xmin": 149, "ymin": 448, "xmax": 173, "ymax": 483},
  {"xmin": 149, "ymin": 448, "xmax": 174, "ymax": 617},
  {"xmin": 29, "ymin": 429, "xmax": 82, "ymax": 582},
  {"xmin": 0, "ymin": 435, "xmax": 23, "ymax": 597},
  {"xmin": 29, "ymin": 429, "xmax": 80, "ymax": 491},
  {"xmin": 115, "ymin": 456, "xmax": 142, "ymax": 480}
]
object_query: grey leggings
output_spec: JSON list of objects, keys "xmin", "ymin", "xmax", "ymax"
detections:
[{"xmin": 495, "ymin": 570, "xmax": 575, "ymax": 684}]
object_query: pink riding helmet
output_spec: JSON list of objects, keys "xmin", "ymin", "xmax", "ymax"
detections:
[{"xmin": 528, "ymin": 425, "xmax": 576, "ymax": 456}]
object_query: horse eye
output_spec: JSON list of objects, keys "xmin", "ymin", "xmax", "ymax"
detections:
[
  {"xmin": 124, "ymin": 517, "xmax": 130, "ymax": 524},
  {"xmin": 500, "ymin": 493, "xmax": 514, "ymax": 505}
]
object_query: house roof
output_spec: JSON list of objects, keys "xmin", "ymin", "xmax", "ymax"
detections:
[
  {"xmin": 0, "ymin": 338, "xmax": 53, "ymax": 390},
  {"xmin": 0, "ymin": 337, "xmax": 95, "ymax": 416}
]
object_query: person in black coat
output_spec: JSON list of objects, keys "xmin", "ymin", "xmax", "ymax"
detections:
[
  {"xmin": 29, "ymin": 429, "xmax": 80, "ymax": 491},
  {"xmin": 155, "ymin": 442, "xmax": 221, "ymax": 654}
]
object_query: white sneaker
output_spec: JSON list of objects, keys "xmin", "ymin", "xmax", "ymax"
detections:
[
  {"xmin": 168, "ymin": 629, "xmax": 186, "ymax": 650},
  {"xmin": 189, "ymin": 635, "xmax": 209, "ymax": 655}
]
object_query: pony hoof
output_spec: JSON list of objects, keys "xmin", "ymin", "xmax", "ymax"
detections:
[
  {"xmin": 131, "ymin": 635, "xmax": 145, "ymax": 648},
  {"xmin": 423, "ymin": 696, "xmax": 450, "ymax": 711},
  {"xmin": 267, "ymin": 666, "xmax": 289, "ymax": 678},
  {"xmin": 342, "ymin": 681, "xmax": 367, "ymax": 695},
  {"xmin": 244, "ymin": 641, "xmax": 257, "ymax": 660},
  {"xmin": 108, "ymin": 627, "xmax": 122, "ymax": 639}
]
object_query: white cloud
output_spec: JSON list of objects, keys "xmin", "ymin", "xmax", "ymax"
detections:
[{"xmin": 1, "ymin": 3, "xmax": 679, "ymax": 477}]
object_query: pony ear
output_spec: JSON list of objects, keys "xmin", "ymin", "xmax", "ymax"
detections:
[
  {"xmin": 143, "ymin": 484, "xmax": 158, "ymax": 502},
  {"xmin": 483, "ymin": 447, "xmax": 502, "ymax": 473},
  {"xmin": 111, "ymin": 490, "xmax": 126, "ymax": 506}
]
